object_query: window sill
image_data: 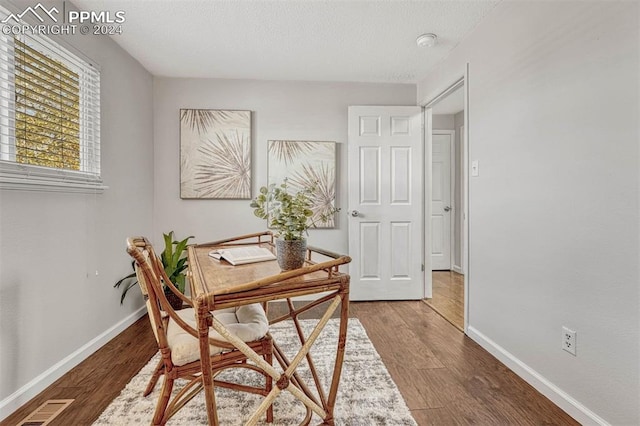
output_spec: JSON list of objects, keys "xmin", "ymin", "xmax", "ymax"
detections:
[{"xmin": 0, "ymin": 162, "xmax": 108, "ymax": 194}]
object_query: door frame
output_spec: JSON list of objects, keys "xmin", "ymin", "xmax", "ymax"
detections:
[
  {"xmin": 432, "ymin": 129, "xmax": 456, "ymax": 272},
  {"xmin": 421, "ymin": 64, "xmax": 470, "ymax": 332}
]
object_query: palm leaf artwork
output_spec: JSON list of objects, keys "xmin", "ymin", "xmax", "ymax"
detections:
[
  {"xmin": 180, "ymin": 109, "xmax": 217, "ymax": 135},
  {"xmin": 288, "ymin": 162, "xmax": 336, "ymax": 227},
  {"xmin": 268, "ymin": 140, "xmax": 315, "ymax": 165},
  {"xmin": 181, "ymin": 110, "xmax": 251, "ymax": 199},
  {"xmin": 194, "ymin": 130, "xmax": 251, "ymax": 198},
  {"xmin": 267, "ymin": 140, "xmax": 337, "ymax": 228}
]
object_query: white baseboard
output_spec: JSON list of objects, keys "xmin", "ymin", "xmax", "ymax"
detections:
[
  {"xmin": 466, "ymin": 326, "xmax": 610, "ymax": 426},
  {"xmin": 0, "ymin": 306, "xmax": 147, "ymax": 421},
  {"xmin": 452, "ymin": 264, "xmax": 463, "ymax": 274}
]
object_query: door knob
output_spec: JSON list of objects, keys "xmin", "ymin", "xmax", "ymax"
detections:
[
  {"xmin": 444, "ymin": 206, "xmax": 451, "ymax": 212},
  {"xmin": 351, "ymin": 210, "xmax": 360, "ymax": 217}
]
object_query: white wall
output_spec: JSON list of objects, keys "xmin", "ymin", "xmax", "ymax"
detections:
[
  {"xmin": 153, "ymin": 78, "xmax": 415, "ymax": 253},
  {"xmin": 418, "ymin": 2, "xmax": 639, "ymax": 424},
  {"xmin": 0, "ymin": 0, "xmax": 154, "ymax": 417},
  {"xmin": 432, "ymin": 114, "xmax": 454, "ymax": 130}
]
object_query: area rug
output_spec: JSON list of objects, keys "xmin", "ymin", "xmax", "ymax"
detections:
[{"xmin": 94, "ymin": 318, "xmax": 416, "ymax": 425}]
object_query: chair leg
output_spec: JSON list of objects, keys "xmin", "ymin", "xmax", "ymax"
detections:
[
  {"xmin": 152, "ymin": 376, "xmax": 174, "ymax": 426},
  {"xmin": 265, "ymin": 351, "xmax": 274, "ymax": 423},
  {"xmin": 144, "ymin": 358, "xmax": 164, "ymax": 396}
]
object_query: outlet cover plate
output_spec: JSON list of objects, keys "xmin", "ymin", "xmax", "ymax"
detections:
[{"xmin": 562, "ymin": 326, "xmax": 577, "ymax": 356}]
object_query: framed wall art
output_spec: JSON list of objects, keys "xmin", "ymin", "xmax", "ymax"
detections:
[
  {"xmin": 268, "ymin": 140, "xmax": 337, "ymax": 228},
  {"xmin": 180, "ymin": 109, "xmax": 251, "ymax": 199}
]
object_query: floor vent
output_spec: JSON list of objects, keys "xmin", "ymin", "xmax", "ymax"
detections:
[{"xmin": 17, "ymin": 399, "xmax": 74, "ymax": 426}]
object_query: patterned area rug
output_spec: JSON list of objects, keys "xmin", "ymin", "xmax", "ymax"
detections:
[{"xmin": 94, "ymin": 318, "xmax": 416, "ymax": 425}]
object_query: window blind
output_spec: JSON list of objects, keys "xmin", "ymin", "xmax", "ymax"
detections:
[{"xmin": 0, "ymin": 8, "xmax": 102, "ymax": 191}]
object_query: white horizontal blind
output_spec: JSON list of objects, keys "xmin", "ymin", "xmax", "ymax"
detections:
[
  {"xmin": 15, "ymin": 36, "xmax": 82, "ymax": 170},
  {"xmin": 0, "ymin": 22, "xmax": 15, "ymax": 166},
  {"xmin": 0, "ymin": 5, "xmax": 102, "ymax": 191}
]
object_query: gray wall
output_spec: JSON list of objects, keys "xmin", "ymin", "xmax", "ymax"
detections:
[
  {"xmin": 0, "ymin": 0, "xmax": 154, "ymax": 412},
  {"xmin": 432, "ymin": 114, "xmax": 454, "ymax": 130},
  {"xmin": 418, "ymin": 1, "xmax": 639, "ymax": 424},
  {"xmin": 152, "ymin": 78, "xmax": 416, "ymax": 253}
]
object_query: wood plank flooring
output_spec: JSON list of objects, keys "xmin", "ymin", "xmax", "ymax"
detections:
[
  {"xmin": 425, "ymin": 271, "xmax": 464, "ymax": 330},
  {"xmin": 1, "ymin": 316, "xmax": 158, "ymax": 426},
  {"xmin": 1, "ymin": 301, "xmax": 577, "ymax": 426}
]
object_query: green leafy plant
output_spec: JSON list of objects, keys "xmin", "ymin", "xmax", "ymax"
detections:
[
  {"xmin": 114, "ymin": 231, "xmax": 193, "ymax": 304},
  {"xmin": 250, "ymin": 180, "xmax": 339, "ymax": 241}
]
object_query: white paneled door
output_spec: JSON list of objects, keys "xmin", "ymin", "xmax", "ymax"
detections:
[
  {"xmin": 348, "ymin": 106, "xmax": 423, "ymax": 300},
  {"xmin": 431, "ymin": 132, "xmax": 453, "ymax": 270}
]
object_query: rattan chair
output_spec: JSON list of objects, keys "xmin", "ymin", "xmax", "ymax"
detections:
[{"xmin": 126, "ymin": 237, "xmax": 273, "ymax": 425}]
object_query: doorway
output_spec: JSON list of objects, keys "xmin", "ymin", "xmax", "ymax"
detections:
[{"xmin": 423, "ymin": 76, "xmax": 468, "ymax": 331}]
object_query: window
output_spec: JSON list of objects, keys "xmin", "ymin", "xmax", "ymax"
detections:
[{"xmin": 0, "ymin": 11, "xmax": 102, "ymax": 192}]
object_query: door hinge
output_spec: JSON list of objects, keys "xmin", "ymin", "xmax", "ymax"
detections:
[{"xmin": 421, "ymin": 264, "xmax": 425, "ymax": 272}]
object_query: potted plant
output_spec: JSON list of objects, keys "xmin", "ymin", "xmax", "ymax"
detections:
[
  {"xmin": 114, "ymin": 231, "xmax": 193, "ymax": 310},
  {"xmin": 250, "ymin": 180, "xmax": 338, "ymax": 270}
]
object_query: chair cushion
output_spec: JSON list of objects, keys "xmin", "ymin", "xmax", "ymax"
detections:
[{"xmin": 166, "ymin": 304, "xmax": 269, "ymax": 366}]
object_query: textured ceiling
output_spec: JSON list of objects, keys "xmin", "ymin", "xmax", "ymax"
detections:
[{"xmin": 73, "ymin": 0, "xmax": 500, "ymax": 83}]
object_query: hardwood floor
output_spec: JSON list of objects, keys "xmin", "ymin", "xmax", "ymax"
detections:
[
  {"xmin": 355, "ymin": 302, "xmax": 576, "ymax": 425},
  {"xmin": 1, "ymin": 316, "xmax": 158, "ymax": 426},
  {"xmin": 1, "ymin": 301, "xmax": 577, "ymax": 426},
  {"xmin": 425, "ymin": 271, "xmax": 464, "ymax": 330}
]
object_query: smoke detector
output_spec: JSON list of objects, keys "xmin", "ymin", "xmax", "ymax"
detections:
[{"xmin": 416, "ymin": 33, "xmax": 438, "ymax": 48}]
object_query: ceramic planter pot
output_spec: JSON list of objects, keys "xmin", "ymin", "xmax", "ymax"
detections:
[{"xmin": 275, "ymin": 238, "xmax": 307, "ymax": 270}]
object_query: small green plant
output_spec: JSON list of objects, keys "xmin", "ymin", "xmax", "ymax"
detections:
[
  {"xmin": 114, "ymin": 231, "xmax": 193, "ymax": 304},
  {"xmin": 160, "ymin": 232, "xmax": 192, "ymax": 294},
  {"xmin": 250, "ymin": 180, "xmax": 338, "ymax": 240}
]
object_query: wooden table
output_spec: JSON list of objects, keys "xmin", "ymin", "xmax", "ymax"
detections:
[{"xmin": 187, "ymin": 231, "xmax": 351, "ymax": 426}]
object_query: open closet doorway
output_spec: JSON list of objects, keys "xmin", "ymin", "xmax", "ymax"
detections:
[{"xmin": 424, "ymin": 78, "xmax": 468, "ymax": 332}]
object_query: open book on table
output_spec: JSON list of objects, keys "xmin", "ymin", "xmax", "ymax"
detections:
[{"xmin": 208, "ymin": 246, "xmax": 276, "ymax": 266}]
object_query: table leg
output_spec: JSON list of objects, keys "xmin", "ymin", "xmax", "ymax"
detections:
[
  {"xmin": 325, "ymin": 290, "xmax": 349, "ymax": 425},
  {"xmin": 286, "ymin": 299, "xmax": 328, "ymax": 409},
  {"xmin": 211, "ymin": 295, "xmax": 343, "ymax": 425},
  {"xmin": 197, "ymin": 302, "xmax": 219, "ymax": 426}
]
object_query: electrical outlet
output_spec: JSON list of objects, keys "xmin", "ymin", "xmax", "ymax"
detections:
[{"xmin": 562, "ymin": 326, "xmax": 577, "ymax": 356}]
